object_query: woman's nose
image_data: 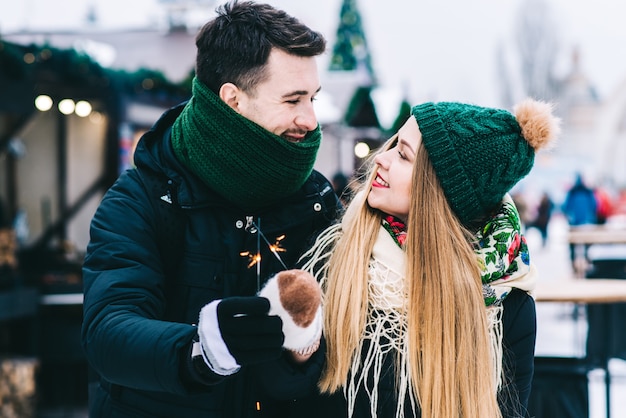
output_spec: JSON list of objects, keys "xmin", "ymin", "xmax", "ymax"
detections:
[{"xmin": 374, "ymin": 149, "xmax": 391, "ymax": 168}]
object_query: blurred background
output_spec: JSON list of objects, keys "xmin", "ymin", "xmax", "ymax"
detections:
[{"xmin": 1, "ymin": 0, "xmax": 625, "ymax": 416}]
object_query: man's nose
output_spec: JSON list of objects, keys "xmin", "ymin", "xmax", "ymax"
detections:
[{"xmin": 296, "ymin": 104, "xmax": 318, "ymax": 131}]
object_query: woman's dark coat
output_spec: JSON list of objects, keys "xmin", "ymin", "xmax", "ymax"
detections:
[{"xmin": 295, "ymin": 288, "xmax": 537, "ymax": 418}]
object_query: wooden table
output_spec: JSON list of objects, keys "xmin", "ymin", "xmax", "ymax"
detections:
[
  {"xmin": 568, "ymin": 226, "xmax": 626, "ymax": 279},
  {"xmin": 534, "ymin": 278, "xmax": 626, "ymax": 418},
  {"xmin": 535, "ymin": 278, "xmax": 626, "ymax": 303},
  {"xmin": 568, "ymin": 226, "xmax": 626, "ymax": 245}
]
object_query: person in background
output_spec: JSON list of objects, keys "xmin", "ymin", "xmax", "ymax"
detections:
[
  {"xmin": 81, "ymin": 2, "xmax": 340, "ymax": 417},
  {"xmin": 511, "ymin": 191, "xmax": 531, "ymax": 228},
  {"xmin": 562, "ymin": 173, "xmax": 598, "ymax": 263},
  {"xmin": 613, "ymin": 187, "xmax": 626, "ymax": 216},
  {"xmin": 527, "ymin": 192, "xmax": 554, "ymax": 247},
  {"xmin": 332, "ymin": 171, "xmax": 354, "ymax": 206},
  {"xmin": 299, "ymin": 99, "xmax": 560, "ymax": 417},
  {"xmin": 594, "ymin": 185, "xmax": 614, "ymax": 225},
  {"xmin": 563, "ymin": 173, "xmax": 598, "ymax": 227}
]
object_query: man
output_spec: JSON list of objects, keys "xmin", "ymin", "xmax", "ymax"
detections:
[{"xmin": 81, "ymin": 2, "xmax": 340, "ymax": 417}]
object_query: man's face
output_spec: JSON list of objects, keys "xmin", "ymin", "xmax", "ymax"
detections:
[{"xmin": 230, "ymin": 49, "xmax": 321, "ymax": 142}]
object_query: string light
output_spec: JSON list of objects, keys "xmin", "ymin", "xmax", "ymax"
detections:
[
  {"xmin": 34, "ymin": 95, "xmax": 53, "ymax": 111},
  {"xmin": 75, "ymin": 100, "xmax": 93, "ymax": 117},
  {"xmin": 34, "ymin": 96, "xmax": 93, "ymax": 117},
  {"xmin": 58, "ymin": 99, "xmax": 75, "ymax": 115},
  {"xmin": 354, "ymin": 141, "xmax": 371, "ymax": 158}
]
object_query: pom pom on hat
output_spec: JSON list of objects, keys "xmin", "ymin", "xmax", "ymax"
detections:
[
  {"xmin": 514, "ymin": 98, "xmax": 560, "ymax": 150},
  {"xmin": 258, "ymin": 269, "xmax": 322, "ymax": 351},
  {"xmin": 411, "ymin": 98, "xmax": 560, "ymax": 228}
]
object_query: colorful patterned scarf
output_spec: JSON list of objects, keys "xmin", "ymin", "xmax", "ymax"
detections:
[
  {"xmin": 382, "ymin": 215, "xmax": 407, "ymax": 247},
  {"xmin": 474, "ymin": 194, "xmax": 534, "ymax": 306},
  {"xmin": 380, "ymin": 194, "xmax": 534, "ymax": 306}
]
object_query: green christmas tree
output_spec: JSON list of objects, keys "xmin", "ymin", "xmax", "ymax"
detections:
[{"xmin": 329, "ymin": 0, "xmax": 375, "ymax": 83}]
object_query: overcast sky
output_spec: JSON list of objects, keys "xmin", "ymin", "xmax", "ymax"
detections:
[{"xmin": 1, "ymin": 0, "xmax": 625, "ymax": 108}]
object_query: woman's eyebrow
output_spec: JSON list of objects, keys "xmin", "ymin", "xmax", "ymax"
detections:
[{"xmin": 398, "ymin": 138, "xmax": 416, "ymax": 156}]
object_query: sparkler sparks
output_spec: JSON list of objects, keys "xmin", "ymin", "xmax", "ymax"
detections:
[
  {"xmin": 269, "ymin": 234, "xmax": 286, "ymax": 254},
  {"xmin": 239, "ymin": 234, "xmax": 286, "ymax": 268},
  {"xmin": 239, "ymin": 251, "xmax": 261, "ymax": 268},
  {"xmin": 239, "ymin": 218, "xmax": 288, "ymax": 291}
]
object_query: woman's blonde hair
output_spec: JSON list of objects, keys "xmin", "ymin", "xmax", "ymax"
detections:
[{"xmin": 317, "ymin": 135, "xmax": 502, "ymax": 417}]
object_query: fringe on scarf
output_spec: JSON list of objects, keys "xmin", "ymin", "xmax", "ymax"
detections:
[
  {"xmin": 300, "ymin": 223, "xmax": 342, "ymax": 289},
  {"xmin": 300, "ymin": 218, "xmax": 507, "ymax": 417},
  {"xmin": 487, "ymin": 304, "xmax": 504, "ymax": 391},
  {"xmin": 344, "ymin": 258, "xmax": 415, "ymax": 418}
]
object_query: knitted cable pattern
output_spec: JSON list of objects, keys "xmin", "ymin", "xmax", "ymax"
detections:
[
  {"xmin": 413, "ymin": 102, "xmax": 531, "ymax": 227},
  {"xmin": 411, "ymin": 99, "xmax": 559, "ymax": 228}
]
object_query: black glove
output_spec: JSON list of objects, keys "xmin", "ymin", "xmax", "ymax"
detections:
[{"xmin": 199, "ymin": 296, "xmax": 284, "ymax": 369}]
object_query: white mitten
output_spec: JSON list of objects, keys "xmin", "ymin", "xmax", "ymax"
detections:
[{"xmin": 258, "ymin": 269, "xmax": 322, "ymax": 354}]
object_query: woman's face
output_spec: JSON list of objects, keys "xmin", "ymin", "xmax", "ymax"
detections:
[{"xmin": 367, "ymin": 116, "xmax": 421, "ymax": 221}]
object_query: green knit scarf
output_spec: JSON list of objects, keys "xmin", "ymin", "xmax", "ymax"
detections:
[{"xmin": 170, "ymin": 78, "xmax": 321, "ymax": 210}]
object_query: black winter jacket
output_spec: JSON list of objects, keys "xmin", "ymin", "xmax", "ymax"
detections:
[{"xmin": 82, "ymin": 104, "xmax": 340, "ymax": 418}]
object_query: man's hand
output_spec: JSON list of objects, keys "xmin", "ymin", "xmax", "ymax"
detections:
[{"xmin": 197, "ymin": 296, "xmax": 284, "ymax": 374}]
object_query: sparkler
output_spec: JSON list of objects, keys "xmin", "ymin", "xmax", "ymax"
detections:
[{"xmin": 239, "ymin": 217, "xmax": 288, "ymax": 291}]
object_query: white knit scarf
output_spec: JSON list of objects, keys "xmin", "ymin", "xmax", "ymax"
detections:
[{"xmin": 302, "ymin": 193, "xmax": 536, "ymax": 418}]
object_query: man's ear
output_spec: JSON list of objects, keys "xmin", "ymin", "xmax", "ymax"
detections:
[{"xmin": 219, "ymin": 83, "xmax": 241, "ymax": 112}]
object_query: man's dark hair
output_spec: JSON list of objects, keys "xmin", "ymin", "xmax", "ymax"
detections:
[{"xmin": 195, "ymin": 0, "xmax": 326, "ymax": 94}]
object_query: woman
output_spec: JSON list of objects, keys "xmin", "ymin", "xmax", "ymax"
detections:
[{"xmin": 299, "ymin": 99, "xmax": 560, "ymax": 417}]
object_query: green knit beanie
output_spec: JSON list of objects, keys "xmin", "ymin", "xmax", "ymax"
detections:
[
  {"xmin": 170, "ymin": 78, "xmax": 321, "ymax": 210},
  {"xmin": 411, "ymin": 99, "xmax": 560, "ymax": 227}
]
